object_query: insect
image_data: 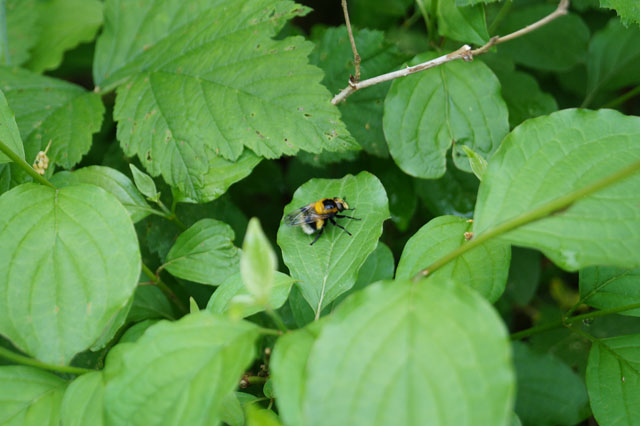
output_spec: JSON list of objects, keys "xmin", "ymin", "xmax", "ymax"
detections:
[{"xmin": 285, "ymin": 197, "xmax": 361, "ymax": 245}]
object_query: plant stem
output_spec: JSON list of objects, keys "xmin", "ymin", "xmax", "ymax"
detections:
[
  {"xmin": 156, "ymin": 199, "xmax": 186, "ymax": 230},
  {"xmin": 0, "ymin": 140, "xmax": 56, "ymax": 189},
  {"xmin": 341, "ymin": 0, "xmax": 361, "ymax": 82},
  {"xmin": 247, "ymin": 375, "xmax": 267, "ymax": 385},
  {"xmin": 141, "ymin": 263, "xmax": 188, "ymax": 314},
  {"xmin": 0, "ymin": 345, "xmax": 93, "ymax": 375},
  {"xmin": 510, "ymin": 302, "xmax": 640, "ymax": 340},
  {"xmin": 602, "ymin": 85, "xmax": 640, "ymax": 109},
  {"xmin": 412, "ymin": 157, "xmax": 640, "ymax": 281},
  {"xmin": 265, "ymin": 308, "xmax": 288, "ymax": 333}
]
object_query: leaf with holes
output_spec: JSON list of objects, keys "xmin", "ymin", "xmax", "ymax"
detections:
[
  {"xmin": 580, "ymin": 266, "xmax": 640, "ymax": 316},
  {"xmin": 599, "ymin": 0, "xmax": 640, "ymax": 27}
]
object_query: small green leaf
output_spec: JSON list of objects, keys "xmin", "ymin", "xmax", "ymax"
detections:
[
  {"xmin": 129, "ymin": 164, "xmax": 159, "ymax": 201},
  {"xmin": 474, "ymin": 109, "xmax": 640, "ymax": 271},
  {"xmin": 587, "ymin": 333, "xmax": 640, "ymax": 426},
  {"xmin": 127, "ymin": 285, "xmax": 177, "ymax": 322},
  {"xmin": 103, "ymin": 312, "xmax": 259, "ymax": 426},
  {"xmin": 599, "ymin": 0, "xmax": 640, "ymax": 27},
  {"xmin": 241, "ymin": 218, "xmax": 278, "ymax": 304},
  {"xmin": 0, "ymin": 88, "xmax": 25, "ymax": 163},
  {"xmin": 437, "ymin": 2, "xmax": 489, "ymax": 45},
  {"xmin": 60, "ymin": 371, "xmax": 104, "ymax": 426},
  {"xmin": 164, "ymin": 218, "xmax": 240, "ymax": 286},
  {"xmin": 246, "ymin": 405, "xmax": 283, "ymax": 426},
  {"xmin": 0, "ymin": 366, "xmax": 67, "ymax": 425},
  {"xmin": 383, "ymin": 52, "xmax": 508, "ymax": 178},
  {"xmin": 397, "ymin": 216, "xmax": 510, "ymax": 301},
  {"xmin": 462, "ymin": 145, "xmax": 488, "ymax": 181},
  {"xmin": 277, "ymin": 172, "xmax": 389, "ymax": 314},
  {"xmin": 219, "ymin": 393, "xmax": 245, "ymax": 426},
  {"xmin": 189, "ymin": 297, "xmax": 200, "ymax": 313},
  {"xmin": 207, "ymin": 271, "xmax": 295, "ymax": 318},
  {"xmin": 580, "ymin": 266, "xmax": 640, "ymax": 316},
  {"xmin": 2, "ymin": 0, "xmax": 39, "ymax": 65},
  {"xmin": 0, "ymin": 183, "xmax": 140, "ymax": 365}
]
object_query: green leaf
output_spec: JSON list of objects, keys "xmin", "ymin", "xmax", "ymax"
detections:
[
  {"xmin": 219, "ymin": 393, "xmax": 245, "ymax": 426},
  {"xmin": 456, "ymin": 0, "xmax": 500, "ymax": 5},
  {"xmin": 376, "ymin": 164, "xmax": 416, "ymax": 231},
  {"xmin": 462, "ymin": 146, "xmax": 488, "ymax": 181},
  {"xmin": 277, "ymin": 172, "xmax": 389, "ymax": 314},
  {"xmin": 129, "ymin": 164, "xmax": 159, "ymax": 201},
  {"xmin": 96, "ymin": 0, "xmax": 356, "ymax": 197},
  {"xmin": 383, "ymin": 52, "xmax": 508, "ymax": 178},
  {"xmin": 0, "ymin": 183, "xmax": 140, "ymax": 364},
  {"xmin": 0, "ymin": 366, "xmax": 67, "ymax": 425},
  {"xmin": 119, "ymin": 319, "xmax": 159, "ymax": 344},
  {"xmin": 207, "ymin": 271, "xmax": 295, "ymax": 318},
  {"xmin": 241, "ymin": 218, "xmax": 277, "ymax": 304},
  {"xmin": 346, "ymin": 0, "xmax": 413, "ymax": 28},
  {"xmin": 580, "ymin": 266, "xmax": 640, "ymax": 316},
  {"xmin": 600, "ymin": 0, "xmax": 640, "ymax": 27},
  {"xmin": 495, "ymin": 5, "xmax": 589, "ymax": 72},
  {"xmin": 103, "ymin": 311, "xmax": 259, "ymax": 426},
  {"xmin": 309, "ymin": 26, "xmax": 408, "ymax": 158},
  {"xmin": 300, "ymin": 279, "xmax": 514, "ymax": 426},
  {"xmin": 2, "ymin": 0, "xmax": 39, "ymax": 66},
  {"xmin": 90, "ymin": 295, "xmax": 134, "ymax": 351},
  {"xmin": 437, "ymin": 2, "xmax": 489, "ymax": 45},
  {"xmin": 587, "ymin": 333, "xmax": 640, "ymax": 426},
  {"xmin": 51, "ymin": 165, "xmax": 151, "ymax": 223},
  {"xmin": 60, "ymin": 371, "xmax": 104, "ymax": 426},
  {"xmin": 0, "ymin": 88, "xmax": 25, "ymax": 163},
  {"xmin": 127, "ymin": 285, "xmax": 178, "ymax": 322},
  {"xmin": 0, "ymin": 67, "xmax": 104, "ymax": 169},
  {"xmin": 396, "ymin": 216, "xmax": 510, "ymax": 302},
  {"xmin": 504, "ymin": 248, "xmax": 541, "ymax": 306},
  {"xmin": 164, "ymin": 218, "xmax": 240, "ymax": 286},
  {"xmin": 513, "ymin": 342, "xmax": 590, "ymax": 426},
  {"xmin": 414, "ymin": 161, "xmax": 479, "ymax": 217},
  {"xmin": 246, "ymin": 405, "xmax": 283, "ymax": 426},
  {"xmin": 586, "ymin": 18, "xmax": 640, "ymax": 104},
  {"xmin": 25, "ymin": 0, "xmax": 103, "ymax": 73},
  {"xmin": 474, "ymin": 109, "xmax": 640, "ymax": 271}
]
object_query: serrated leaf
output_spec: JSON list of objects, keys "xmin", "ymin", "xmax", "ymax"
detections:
[
  {"xmin": 587, "ymin": 333, "xmax": 640, "ymax": 426},
  {"xmin": 60, "ymin": 371, "xmax": 104, "ymax": 426},
  {"xmin": 127, "ymin": 285, "xmax": 178, "ymax": 322},
  {"xmin": 383, "ymin": 52, "xmax": 508, "ymax": 178},
  {"xmin": 164, "ymin": 218, "xmax": 240, "ymax": 286},
  {"xmin": 0, "ymin": 183, "xmax": 140, "ymax": 364},
  {"xmin": 25, "ymin": 0, "xmax": 103, "ymax": 73},
  {"xmin": 277, "ymin": 172, "xmax": 389, "ymax": 314},
  {"xmin": 103, "ymin": 311, "xmax": 259, "ymax": 426},
  {"xmin": 438, "ymin": 2, "xmax": 489, "ymax": 45},
  {"xmin": 580, "ymin": 266, "xmax": 640, "ymax": 316},
  {"xmin": 474, "ymin": 109, "xmax": 640, "ymax": 271},
  {"xmin": 396, "ymin": 216, "xmax": 510, "ymax": 301},
  {"xmin": 513, "ymin": 342, "xmax": 590, "ymax": 426},
  {"xmin": 207, "ymin": 271, "xmax": 295, "ymax": 318},
  {"xmin": 415, "ymin": 161, "xmax": 479, "ymax": 217},
  {"xmin": 586, "ymin": 18, "xmax": 640, "ymax": 104},
  {"xmin": 299, "ymin": 279, "xmax": 514, "ymax": 426},
  {"xmin": 0, "ymin": 67, "xmax": 104, "ymax": 169},
  {"xmin": 600, "ymin": 0, "xmax": 640, "ymax": 27},
  {"xmin": 0, "ymin": 88, "xmax": 25, "ymax": 163},
  {"xmin": 2, "ymin": 0, "xmax": 39, "ymax": 65},
  {"xmin": 241, "ymin": 218, "xmax": 277, "ymax": 304},
  {"xmin": 496, "ymin": 5, "xmax": 589, "ymax": 72},
  {"xmin": 309, "ymin": 26, "xmax": 408, "ymax": 157},
  {"xmin": 51, "ymin": 165, "xmax": 152, "ymax": 223},
  {"xmin": 96, "ymin": 0, "xmax": 356, "ymax": 197},
  {"xmin": 0, "ymin": 366, "xmax": 67, "ymax": 425},
  {"xmin": 129, "ymin": 164, "xmax": 159, "ymax": 201}
]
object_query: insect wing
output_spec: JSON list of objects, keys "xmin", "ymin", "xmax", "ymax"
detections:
[{"xmin": 285, "ymin": 205, "xmax": 316, "ymax": 226}]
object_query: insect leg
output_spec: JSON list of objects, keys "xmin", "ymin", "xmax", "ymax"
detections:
[
  {"xmin": 335, "ymin": 214, "xmax": 361, "ymax": 221},
  {"xmin": 310, "ymin": 226, "xmax": 325, "ymax": 245},
  {"xmin": 330, "ymin": 218, "xmax": 352, "ymax": 236}
]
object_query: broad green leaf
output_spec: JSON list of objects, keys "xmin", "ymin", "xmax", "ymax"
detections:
[
  {"xmin": 0, "ymin": 67, "xmax": 104, "ymax": 169},
  {"xmin": 246, "ymin": 405, "xmax": 283, "ymax": 426},
  {"xmin": 504, "ymin": 247, "xmax": 541, "ymax": 306},
  {"xmin": 587, "ymin": 334, "xmax": 640, "ymax": 426},
  {"xmin": 51, "ymin": 165, "xmax": 152, "ymax": 223},
  {"xmin": 586, "ymin": 18, "xmax": 640, "ymax": 104},
  {"xmin": 301, "ymin": 279, "xmax": 514, "ymax": 426},
  {"xmin": 25, "ymin": 0, "xmax": 103, "ymax": 73},
  {"xmin": 496, "ymin": 5, "xmax": 589, "ymax": 72},
  {"xmin": 96, "ymin": 0, "xmax": 356, "ymax": 197},
  {"xmin": 2, "ymin": 0, "xmax": 39, "ymax": 65},
  {"xmin": 129, "ymin": 164, "xmax": 159, "ymax": 201},
  {"xmin": 119, "ymin": 319, "xmax": 159, "ymax": 344},
  {"xmin": 164, "ymin": 218, "xmax": 240, "ymax": 286},
  {"xmin": 90, "ymin": 295, "xmax": 134, "ymax": 351},
  {"xmin": 415, "ymin": 162, "xmax": 479, "ymax": 217},
  {"xmin": 241, "ymin": 218, "xmax": 277, "ymax": 304},
  {"xmin": 600, "ymin": 0, "xmax": 640, "ymax": 27},
  {"xmin": 127, "ymin": 285, "xmax": 178, "ymax": 322},
  {"xmin": 396, "ymin": 216, "xmax": 510, "ymax": 301},
  {"xmin": 0, "ymin": 88, "xmax": 24, "ymax": 163},
  {"xmin": 474, "ymin": 109, "xmax": 640, "ymax": 271},
  {"xmin": 60, "ymin": 371, "xmax": 104, "ymax": 426},
  {"xmin": 383, "ymin": 52, "xmax": 508, "ymax": 178},
  {"xmin": 207, "ymin": 271, "xmax": 295, "ymax": 318},
  {"xmin": 277, "ymin": 172, "xmax": 389, "ymax": 314},
  {"xmin": 437, "ymin": 2, "xmax": 489, "ymax": 45},
  {"xmin": 172, "ymin": 150, "xmax": 262, "ymax": 204},
  {"xmin": 309, "ymin": 26, "xmax": 408, "ymax": 157},
  {"xmin": 0, "ymin": 366, "xmax": 67, "ymax": 425},
  {"xmin": 580, "ymin": 266, "xmax": 640, "ymax": 316},
  {"xmin": 346, "ymin": 0, "xmax": 413, "ymax": 28},
  {"xmin": 103, "ymin": 311, "xmax": 259, "ymax": 426},
  {"xmin": 456, "ymin": 0, "xmax": 500, "ymax": 5},
  {"xmin": 0, "ymin": 183, "xmax": 140, "ymax": 364},
  {"xmin": 512, "ymin": 342, "xmax": 589, "ymax": 426},
  {"xmin": 376, "ymin": 163, "xmax": 416, "ymax": 231}
]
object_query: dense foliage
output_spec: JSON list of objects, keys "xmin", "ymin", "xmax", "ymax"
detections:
[{"xmin": 1, "ymin": 0, "xmax": 640, "ymax": 425}]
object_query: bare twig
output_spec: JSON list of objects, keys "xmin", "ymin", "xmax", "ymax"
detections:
[
  {"xmin": 341, "ymin": 0, "xmax": 361, "ymax": 82},
  {"xmin": 331, "ymin": 0, "xmax": 570, "ymax": 104}
]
